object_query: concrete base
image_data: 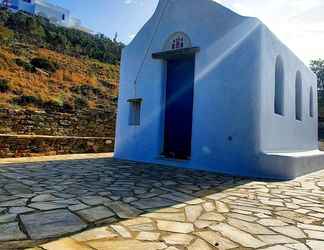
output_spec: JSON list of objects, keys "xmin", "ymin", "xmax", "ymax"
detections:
[
  {"xmin": 259, "ymin": 150, "xmax": 324, "ymax": 180},
  {"xmin": 115, "ymin": 150, "xmax": 324, "ymax": 181}
]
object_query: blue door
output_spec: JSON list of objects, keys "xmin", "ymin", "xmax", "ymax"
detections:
[{"xmin": 163, "ymin": 56, "xmax": 195, "ymax": 159}]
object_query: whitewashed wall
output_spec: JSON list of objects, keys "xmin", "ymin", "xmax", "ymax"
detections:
[
  {"xmin": 115, "ymin": 0, "xmax": 323, "ymax": 180},
  {"xmin": 259, "ymin": 25, "xmax": 318, "ymax": 153}
]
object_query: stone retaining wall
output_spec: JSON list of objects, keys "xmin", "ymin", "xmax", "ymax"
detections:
[
  {"xmin": 0, "ymin": 134, "xmax": 114, "ymax": 158},
  {"xmin": 0, "ymin": 109, "xmax": 115, "ymax": 137}
]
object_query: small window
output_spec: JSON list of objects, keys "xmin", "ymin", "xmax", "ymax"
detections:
[
  {"xmin": 128, "ymin": 99, "xmax": 142, "ymax": 126},
  {"xmin": 62, "ymin": 14, "xmax": 65, "ymax": 20},
  {"xmin": 274, "ymin": 56, "xmax": 285, "ymax": 115},
  {"xmin": 310, "ymin": 87, "xmax": 314, "ymax": 118},
  {"xmin": 295, "ymin": 71, "xmax": 303, "ymax": 121}
]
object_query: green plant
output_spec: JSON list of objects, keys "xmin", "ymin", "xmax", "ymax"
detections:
[
  {"xmin": 75, "ymin": 96, "xmax": 89, "ymax": 109},
  {"xmin": 0, "ymin": 25, "xmax": 14, "ymax": 44},
  {"xmin": 52, "ymin": 92, "xmax": 66, "ymax": 107},
  {"xmin": 43, "ymin": 99, "xmax": 63, "ymax": 112},
  {"xmin": 13, "ymin": 95, "xmax": 40, "ymax": 106},
  {"xmin": 71, "ymin": 84, "xmax": 103, "ymax": 98},
  {"xmin": 62, "ymin": 100, "xmax": 74, "ymax": 112},
  {"xmin": 310, "ymin": 59, "xmax": 324, "ymax": 92},
  {"xmin": 14, "ymin": 58, "xmax": 36, "ymax": 72},
  {"xmin": 0, "ymin": 8, "xmax": 124, "ymax": 64},
  {"xmin": 30, "ymin": 57, "xmax": 59, "ymax": 73},
  {"xmin": 6, "ymin": 12, "xmax": 45, "ymax": 38},
  {"xmin": 0, "ymin": 79, "xmax": 10, "ymax": 92}
]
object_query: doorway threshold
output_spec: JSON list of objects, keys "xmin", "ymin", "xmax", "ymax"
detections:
[{"xmin": 158, "ymin": 155, "xmax": 191, "ymax": 162}]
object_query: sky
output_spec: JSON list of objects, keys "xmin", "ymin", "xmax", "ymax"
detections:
[{"xmin": 50, "ymin": 0, "xmax": 324, "ymax": 64}]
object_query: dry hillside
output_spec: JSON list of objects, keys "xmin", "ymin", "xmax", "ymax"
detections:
[{"xmin": 0, "ymin": 44, "xmax": 119, "ymax": 112}]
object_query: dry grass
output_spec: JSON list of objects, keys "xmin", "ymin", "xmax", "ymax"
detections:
[{"xmin": 0, "ymin": 44, "xmax": 119, "ymax": 111}]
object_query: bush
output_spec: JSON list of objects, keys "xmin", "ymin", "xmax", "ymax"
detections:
[
  {"xmin": 0, "ymin": 25, "xmax": 14, "ymax": 44},
  {"xmin": 30, "ymin": 57, "xmax": 59, "ymax": 73},
  {"xmin": 6, "ymin": 12, "xmax": 45, "ymax": 38},
  {"xmin": 0, "ymin": 9, "xmax": 124, "ymax": 64},
  {"xmin": 13, "ymin": 95, "xmax": 40, "ymax": 106},
  {"xmin": 14, "ymin": 58, "xmax": 36, "ymax": 72},
  {"xmin": 75, "ymin": 96, "xmax": 89, "ymax": 109},
  {"xmin": 71, "ymin": 84, "xmax": 103, "ymax": 98},
  {"xmin": 0, "ymin": 79, "xmax": 10, "ymax": 92},
  {"xmin": 43, "ymin": 99, "xmax": 63, "ymax": 112},
  {"xmin": 62, "ymin": 101, "xmax": 74, "ymax": 113},
  {"xmin": 12, "ymin": 94, "xmax": 75, "ymax": 112}
]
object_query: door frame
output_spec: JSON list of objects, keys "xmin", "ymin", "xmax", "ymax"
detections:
[{"xmin": 152, "ymin": 47, "xmax": 200, "ymax": 160}]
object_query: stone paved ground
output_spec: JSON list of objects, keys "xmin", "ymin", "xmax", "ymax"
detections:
[{"xmin": 0, "ymin": 156, "xmax": 323, "ymax": 249}]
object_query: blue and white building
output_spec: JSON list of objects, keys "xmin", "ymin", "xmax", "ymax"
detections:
[
  {"xmin": 2, "ymin": 0, "xmax": 91, "ymax": 33},
  {"xmin": 115, "ymin": 0, "xmax": 324, "ymax": 180}
]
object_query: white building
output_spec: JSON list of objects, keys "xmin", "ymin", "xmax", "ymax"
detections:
[
  {"xmin": 3, "ymin": 0, "xmax": 91, "ymax": 33},
  {"xmin": 115, "ymin": 0, "xmax": 324, "ymax": 180}
]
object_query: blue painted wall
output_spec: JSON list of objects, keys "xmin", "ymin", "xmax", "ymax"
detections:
[{"xmin": 115, "ymin": 0, "xmax": 322, "ymax": 180}]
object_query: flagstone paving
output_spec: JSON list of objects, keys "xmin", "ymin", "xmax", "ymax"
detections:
[{"xmin": 0, "ymin": 156, "xmax": 323, "ymax": 249}]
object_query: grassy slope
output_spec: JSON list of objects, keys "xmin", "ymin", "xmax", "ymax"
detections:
[{"xmin": 0, "ymin": 43, "xmax": 119, "ymax": 111}]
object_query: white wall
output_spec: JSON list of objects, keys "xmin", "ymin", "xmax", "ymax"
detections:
[
  {"xmin": 115, "ymin": 0, "xmax": 322, "ymax": 180},
  {"xmin": 34, "ymin": 0, "xmax": 70, "ymax": 25},
  {"xmin": 116, "ymin": 0, "xmax": 262, "ymax": 173},
  {"xmin": 259, "ymin": 25, "xmax": 318, "ymax": 153}
]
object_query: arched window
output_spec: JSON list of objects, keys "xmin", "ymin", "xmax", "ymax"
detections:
[
  {"xmin": 310, "ymin": 87, "xmax": 314, "ymax": 118},
  {"xmin": 274, "ymin": 56, "xmax": 284, "ymax": 115},
  {"xmin": 295, "ymin": 71, "xmax": 303, "ymax": 121},
  {"xmin": 164, "ymin": 32, "xmax": 191, "ymax": 51}
]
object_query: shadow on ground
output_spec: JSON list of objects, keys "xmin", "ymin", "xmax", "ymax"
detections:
[{"xmin": 0, "ymin": 156, "xmax": 254, "ymax": 249}]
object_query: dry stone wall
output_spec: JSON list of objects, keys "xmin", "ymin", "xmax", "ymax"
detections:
[
  {"xmin": 0, "ymin": 109, "xmax": 116, "ymax": 157},
  {"xmin": 0, "ymin": 109, "xmax": 116, "ymax": 137},
  {"xmin": 0, "ymin": 134, "xmax": 114, "ymax": 158}
]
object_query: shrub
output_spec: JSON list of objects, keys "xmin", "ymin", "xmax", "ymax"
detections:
[
  {"xmin": 0, "ymin": 25, "xmax": 14, "ymax": 44},
  {"xmin": 14, "ymin": 58, "xmax": 36, "ymax": 72},
  {"xmin": 6, "ymin": 12, "xmax": 45, "ymax": 38},
  {"xmin": 43, "ymin": 99, "xmax": 63, "ymax": 112},
  {"xmin": 30, "ymin": 57, "xmax": 59, "ymax": 73},
  {"xmin": 0, "ymin": 79, "xmax": 10, "ymax": 92},
  {"xmin": 100, "ymin": 80, "xmax": 116, "ymax": 89},
  {"xmin": 71, "ymin": 84, "xmax": 103, "ymax": 99},
  {"xmin": 62, "ymin": 101, "xmax": 74, "ymax": 113},
  {"xmin": 75, "ymin": 96, "xmax": 89, "ymax": 110},
  {"xmin": 0, "ymin": 9, "xmax": 123, "ymax": 64},
  {"xmin": 13, "ymin": 95, "xmax": 40, "ymax": 106},
  {"xmin": 12, "ymin": 94, "xmax": 75, "ymax": 112}
]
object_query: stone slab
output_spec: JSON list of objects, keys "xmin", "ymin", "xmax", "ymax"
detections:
[
  {"xmin": 20, "ymin": 209, "xmax": 87, "ymax": 240},
  {"xmin": 0, "ymin": 222, "xmax": 27, "ymax": 241},
  {"xmin": 157, "ymin": 220, "xmax": 194, "ymax": 233},
  {"xmin": 105, "ymin": 201, "xmax": 142, "ymax": 219},
  {"xmin": 76, "ymin": 206, "xmax": 115, "ymax": 222},
  {"xmin": 87, "ymin": 239, "xmax": 167, "ymax": 250}
]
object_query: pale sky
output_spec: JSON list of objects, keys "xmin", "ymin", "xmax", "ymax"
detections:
[
  {"xmin": 215, "ymin": 0, "xmax": 324, "ymax": 64},
  {"xmin": 51, "ymin": 0, "xmax": 324, "ymax": 64}
]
